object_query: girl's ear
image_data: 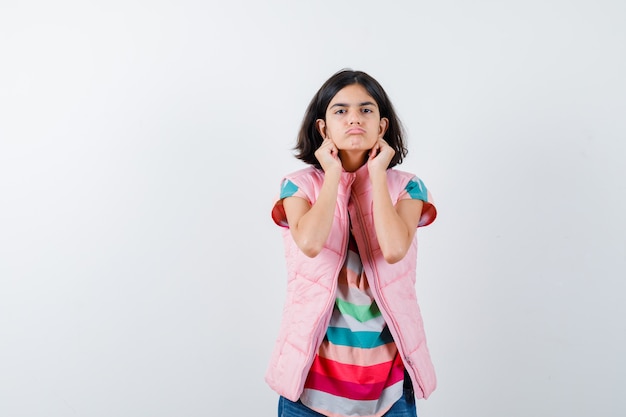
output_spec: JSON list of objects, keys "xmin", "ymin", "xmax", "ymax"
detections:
[
  {"xmin": 379, "ymin": 117, "xmax": 389, "ymax": 138},
  {"xmin": 316, "ymin": 119, "xmax": 327, "ymax": 139}
]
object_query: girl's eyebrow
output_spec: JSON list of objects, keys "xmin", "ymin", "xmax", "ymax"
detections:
[{"xmin": 329, "ymin": 101, "xmax": 378, "ymax": 109}]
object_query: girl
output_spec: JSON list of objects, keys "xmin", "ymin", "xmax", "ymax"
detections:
[{"xmin": 267, "ymin": 70, "xmax": 437, "ymax": 417}]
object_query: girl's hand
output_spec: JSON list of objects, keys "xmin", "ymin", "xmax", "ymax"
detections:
[
  {"xmin": 315, "ymin": 138, "xmax": 342, "ymax": 175},
  {"xmin": 367, "ymin": 138, "xmax": 395, "ymax": 177}
]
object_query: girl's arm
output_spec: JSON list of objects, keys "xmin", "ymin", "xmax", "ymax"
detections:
[
  {"xmin": 283, "ymin": 139, "xmax": 342, "ymax": 258},
  {"xmin": 368, "ymin": 139, "xmax": 423, "ymax": 264},
  {"xmin": 371, "ymin": 177, "xmax": 423, "ymax": 264}
]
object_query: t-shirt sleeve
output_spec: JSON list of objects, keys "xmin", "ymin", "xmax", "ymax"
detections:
[
  {"xmin": 271, "ymin": 178, "xmax": 310, "ymax": 228},
  {"xmin": 397, "ymin": 176, "xmax": 437, "ymax": 227}
]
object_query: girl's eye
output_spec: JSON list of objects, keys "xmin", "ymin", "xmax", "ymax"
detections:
[
  {"xmin": 362, "ymin": 108, "xmax": 373, "ymax": 113},
  {"xmin": 335, "ymin": 109, "xmax": 346, "ymax": 114}
]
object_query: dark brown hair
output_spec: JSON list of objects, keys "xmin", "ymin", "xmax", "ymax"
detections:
[{"xmin": 294, "ymin": 69, "xmax": 407, "ymax": 169}]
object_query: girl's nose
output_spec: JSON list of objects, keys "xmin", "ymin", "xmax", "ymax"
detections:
[{"xmin": 348, "ymin": 110, "xmax": 361, "ymax": 124}]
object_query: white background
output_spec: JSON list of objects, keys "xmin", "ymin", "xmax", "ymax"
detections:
[{"xmin": 1, "ymin": 1, "xmax": 625, "ymax": 416}]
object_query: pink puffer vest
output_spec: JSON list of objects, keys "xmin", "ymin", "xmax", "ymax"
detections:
[{"xmin": 266, "ymin": 164, "xmax": 437, "ymax": 402}]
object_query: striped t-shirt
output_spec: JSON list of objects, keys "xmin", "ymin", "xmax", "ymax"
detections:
[{"xmin": 300, "ymin": 233, "xmax": 405, "ymax": 417}]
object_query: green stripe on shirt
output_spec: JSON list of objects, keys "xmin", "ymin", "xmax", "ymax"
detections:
[{"xmin": 336, "ymin": 298, "xmax": 382, "ymax": 323}]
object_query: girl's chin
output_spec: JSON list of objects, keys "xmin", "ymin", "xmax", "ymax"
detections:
[
  {"xmin": 337, "ymin": 142, "xmax": 376, "ymax": 151},
  {"xmin": 337, "ymin": 148, "xmax": 369, "ymax": 155}
]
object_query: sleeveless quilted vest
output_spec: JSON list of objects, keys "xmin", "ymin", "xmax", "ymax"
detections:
[{"xmin": 266, "ymin": 164, "xmax": 437, "ymax": 402}]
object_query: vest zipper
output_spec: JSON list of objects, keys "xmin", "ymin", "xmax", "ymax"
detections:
[{"xmin": 350, "ymin": 193, "xmax": 425, "ymax": 395}]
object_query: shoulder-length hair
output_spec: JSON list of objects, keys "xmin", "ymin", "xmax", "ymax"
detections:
[{"xmin": 294, "ymin": 69, "xmax": 407, "ymax": 169}]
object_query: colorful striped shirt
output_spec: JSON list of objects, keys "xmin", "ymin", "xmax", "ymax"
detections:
[{"xmin": 300, "ymin": 233, "xmax": 405, "ymax": 417}]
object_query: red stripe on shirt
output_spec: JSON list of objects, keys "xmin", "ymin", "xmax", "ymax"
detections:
[{"xmin": 304, "ymin": 354, "xmax": 405, "ymax": 401}]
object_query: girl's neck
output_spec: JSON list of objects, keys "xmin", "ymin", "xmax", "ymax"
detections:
[{"xmin": 339, "ymin": 151, "xmax": 367, "ymax": 172}]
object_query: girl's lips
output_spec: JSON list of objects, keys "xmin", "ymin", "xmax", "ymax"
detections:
[{"xmin": 346, "ymin": 127, "xmax": 366, "ymax": 134}]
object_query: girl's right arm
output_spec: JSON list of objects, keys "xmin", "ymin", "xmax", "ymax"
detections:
[{"xmin": 283, "ymin": 139, "xmax": 342, "ymax": 258}]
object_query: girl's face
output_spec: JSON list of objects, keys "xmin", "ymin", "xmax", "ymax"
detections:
[{"xmin": 316, "ymin": 84, "xmax": 388, "ymax": 156}]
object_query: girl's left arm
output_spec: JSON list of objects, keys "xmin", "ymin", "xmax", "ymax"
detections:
[
  {"xmin": 370, "ymin": 173, "xmax": 423, "ymax": 264},
  {"xmin": 368, "ymin": 138, "xmax": 423, "ymax": 264}
]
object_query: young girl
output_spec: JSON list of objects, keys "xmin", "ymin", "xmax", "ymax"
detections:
[{"xmin": 267, "ymin": 70, "xmax": 437, "ymax": 417}]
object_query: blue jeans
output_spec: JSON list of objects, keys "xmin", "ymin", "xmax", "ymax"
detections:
[{"xmin": 278, "ymin": 381, "xmax": 417, "ymax": 417}]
